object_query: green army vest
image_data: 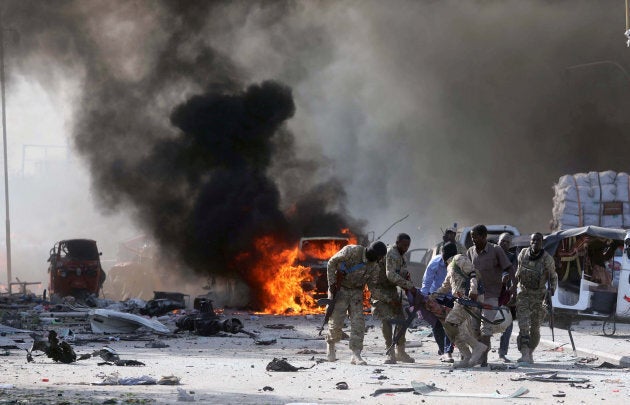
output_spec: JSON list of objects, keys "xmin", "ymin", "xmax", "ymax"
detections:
[{"xmin": 519, "ymin": 250, "xmax": 545, "ymax": 290}]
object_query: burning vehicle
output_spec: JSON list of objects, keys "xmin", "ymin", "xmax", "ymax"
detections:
[
  {"xmin": 47, "ymin": 239, "xmax": 106, "ymax": 302},
  {"xmin": 297, "ymin": 236, "xmax": 350, "ymax": 299}
]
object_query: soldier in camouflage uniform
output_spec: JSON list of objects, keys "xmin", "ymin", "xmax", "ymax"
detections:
[
  {"xmin": 515, "ymin": 232, "xmax": 558, "ymax": 364},
  {"xmin": 369, "ymin": 233, "xmax": 416, "ymax": 364},
  {"xmin": 435, "ymin": 254, "xmax": 488, "ymax": 368},
  {"xmin": 326, "ymin": 241, "xmax": 387, "ymax": 365}
]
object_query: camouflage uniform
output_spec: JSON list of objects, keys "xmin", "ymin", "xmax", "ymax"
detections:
[
  {"xmin": 326, "ymin": 245, "xmax": 379, "ymax": 363},
  {"xmin": 435, "ymin": 254, "xmax": 487, "ymax": 368},
  {"xmin": 369, "ymin": 245, "xmax": 415, "ymax": 363},
  {"xmin": 515, "ymin": 248, "xmax": 558, "ymax": 362}
]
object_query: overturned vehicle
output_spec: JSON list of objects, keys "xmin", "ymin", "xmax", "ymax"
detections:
[
  {"xmin": 47, "ymin": 239, "xmax": 106, "ymax": 303},
  {"xmin": 545, "ymin": 226, "xmax": 630, "ymax": 334}
]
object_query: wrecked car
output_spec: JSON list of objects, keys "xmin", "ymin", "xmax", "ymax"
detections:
[
  {"xmin": 47, "ymin": 239, "xmax": 106, "ymax": 302},
  {"xmin": 297, "ymin": 236, "xmax": 350, "ymax": 299}
]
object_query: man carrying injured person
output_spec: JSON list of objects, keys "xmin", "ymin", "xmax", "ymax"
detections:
[
  {"xmin": 435, "ymin": 251, "xmax": 488, "ymax": 368},
  {"xmin": 325, "ymin": 241, "xmax": 387, "ymax": 365}
]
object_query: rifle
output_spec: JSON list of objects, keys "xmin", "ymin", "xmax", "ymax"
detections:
[
  {"xmin": 386, "ymin": 301, "xmax": 419, "ymax": 356},
  {"xmin": 546, "ymin": 280, "xmax": 555, "ymax": 341},
  {"xmin": 434, "ymin": 293, "xmax": 508, "ymax": 325},
  {"xmin": 317, "ymin": 272, "xmax": 343, "ymax": 336},
  {"xmin": 385, "ymin": 290, "xmax": 423, "ymax": 355}
]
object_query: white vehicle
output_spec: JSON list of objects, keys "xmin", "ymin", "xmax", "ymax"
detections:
[{"xmin": 546, "ymin": 226, "xmax": 630, "ymax": 335}]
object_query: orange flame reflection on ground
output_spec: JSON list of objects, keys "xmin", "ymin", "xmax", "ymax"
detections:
[{"xmin": 251, "ymin": 236, "xmax": 322, "ymax": 315}]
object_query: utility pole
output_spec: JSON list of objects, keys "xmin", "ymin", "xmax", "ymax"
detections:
[{"xmin": 0, "ymin": 11, "xmax": 12, "ymax": 291}]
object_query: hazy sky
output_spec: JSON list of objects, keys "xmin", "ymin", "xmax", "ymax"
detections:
[{"xmin": 2, "ymin": 0, "xmax": 630, "ymax": 288}]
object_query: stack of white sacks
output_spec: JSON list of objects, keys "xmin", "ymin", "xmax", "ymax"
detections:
[{"xmin": 552, "ymin": 171, "xmax": 630, "ymax": 230}]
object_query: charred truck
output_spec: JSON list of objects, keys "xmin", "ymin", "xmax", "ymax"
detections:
[{"xmin": 47, "ymin": 239, "xmax": 106, "ymax": 303}]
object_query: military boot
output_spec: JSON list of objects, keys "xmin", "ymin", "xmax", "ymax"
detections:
[
  {"xmin": 396, "ymin": 343, "xmax": 415, "ymax": 363},
  {"xmin": 517, "ymin": 347, "xmax": 532, "ymax": 364},
  {"xmin": 453, "ymin": 345, "xmax": 472, "ymax": 369},
  {"xmin": 526, "ymin": 348, "xmax": 534, "ymax": 364},
  {"xmin": 384, "ymin": 350, "xmax": 397, "ymax": 364},
  {"xmin": 350, "ymin": 350, "xmax": 367, "ymax": 365},
  {"xmin": 478, "ymin": 335, "xmax": 491, "ymax": 367},
  {"xmin": 383, "ymin": 337, "xmax": 396, "ymax": 364},
  {"xmin": 326, "ymin": 342, "xmax": 337, "ymax": 362},
  {"xmin": 469, "ymin": 340, "xmax": 488, "ymax": 366}
]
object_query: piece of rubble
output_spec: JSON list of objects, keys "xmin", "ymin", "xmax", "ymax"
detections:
[
  {"xmin": 177, "ymin": 387, "xmax": 195, "ymax": 402},
  {"xmin": 336, "ymin": 382, "xmax": 349, "ymax": 390},
  {"xmin": 27, "ymin": 331, "xmax": 76, "ymax": 364},
  {"xmin": 264, "ymin": 324, "xmax": 294, "ymax": 330},
  {"xmin": 89, "ymin": 309, "xmax": 170, "ymax": 334},
  {"xmin": 511, "ymin": 371, "xmax": 590, "ymax": 384},
  {"xmin": 265, "ymin": 358, "xmax": 316, "ymax": 372},
  {"xmin": 411, "ymin": 381, "xmax": 529, "ymax": 398},
  {"xmin": 157, "ymin": 375, "xmax": 180, "ymax": 385}
]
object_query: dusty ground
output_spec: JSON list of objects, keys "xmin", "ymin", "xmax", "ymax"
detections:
[{"xmin": 0, "ymin": 311, "xmax": 629, "ymax": 404}]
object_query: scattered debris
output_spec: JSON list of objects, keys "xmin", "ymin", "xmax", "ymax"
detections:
[
  {"xmin": 296, "ymin": 349, "xmax": 319, "ymax": 354},
  {"xmin": 576, "ymin": 356, "xmax": 599, "ymax": 364},
  {"xmin": 262, "ymin": 386, "xmax": 274, "ymax": 392},
  {"xmin": 254, "ymin": 337, "xmax": 276, "ymax": 345},
  {"xmin": 411, "ymin": 381, "xmax": 530, "ymax": 398},
  {"xmin": 336, "ymin": 382, "xmax": 349, "ymax": 390},
  {"xmin": 157, "ymin": 375, "xmax": 180, "ymax": 385},
  {"xmin": 89, "ymin": 309, "xmax": 170, "ymax": 334},
  {"xmin": 27, "ymin": 330, "xmax": 76, "ymax": 363},
  {"xmin": 144, "ymin": 340, "xmax": 170, "ymax": 348},
  {"xmin": 264, "ymin": 324, "xmax": 294, "ymax": 330},
  {"xmin": 511, "ymin": 371, "xmax": 590, "ymax": 384},
  {"xmin": 370, "ymin": 387, "xmax": 415, "ymax": 397},
  {"xmin": 92, "ymin": 372, "xmax": 160, "ymax": 385},
  {"xmin": 569, "ymin": 383, "xmax": 595, "ymax": 389},
  {"xmin": 97, "ymin": 359, "xmax": 145, "ymax": 367},
  {"xmin": 177, "ymin": 387, "xmax": 195, "ymax": 402},
  {"xmin": 595, "ymin": 362, "xmax": 622, "ymax": 369},
  {"xmin": 553, "ymin": 391, "xmax": 566, "ymax": 397},
  {"xmin": 265, "ymin": 358, "xmax": 316, "ymax": 372},
  {"xmin": 175, "ymin": 297, "xmax": 245, "ymax": 337},
  {"xmin": 489, "ymin": 363, "xmax": 519, "ymax": 371},
  {"xmin": 94, "ymin": 346, "xmax": 120, "ymax": 362}
]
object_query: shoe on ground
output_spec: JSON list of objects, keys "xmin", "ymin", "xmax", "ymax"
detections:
[
  {"xmin": 440, "ymin": 353, "xmax": 454, "ymax": 363},
  {"xmin": 499, "ymin": 354, "xmax": 511, "ymax": 363}
]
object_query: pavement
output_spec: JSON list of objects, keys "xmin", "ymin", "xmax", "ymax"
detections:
[
  {"xmin": 0, "ymin": 310, "xmax": 629, "ymax": 404},
  {"xmin": 530, "ymin": 317, "xmax": 630, "ymax": 367}
]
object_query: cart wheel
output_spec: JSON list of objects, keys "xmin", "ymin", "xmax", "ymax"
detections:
[{"xmin": 602, "ymin": 316, "xmax": 616, "ymax": 336}]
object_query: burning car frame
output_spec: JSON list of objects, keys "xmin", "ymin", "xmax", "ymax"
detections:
[{"xmin": 297, "ymin": 236, "xmax": 351, "ymax": 299}]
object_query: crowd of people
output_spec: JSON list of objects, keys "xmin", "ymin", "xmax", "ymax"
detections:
[{"xmin": 323, "ymin": 224, "xmax": 558, "ymax": 367}]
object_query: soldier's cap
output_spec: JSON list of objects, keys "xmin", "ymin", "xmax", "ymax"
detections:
[
  {"xmin": 442, "ymin": 242, "xmax": 458, "ymax": 262},
  {"xmin": 445, "ymin": 227, "xmax": 457, "ymax": 234},
  {"xmin": 498, "ymin": 232, "xmax": 512, "ymax": 243}
]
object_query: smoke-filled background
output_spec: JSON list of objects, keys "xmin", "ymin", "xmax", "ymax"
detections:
[{"xmin": 1, "ymin": 1, "xmax": 629, "ymax": 303}]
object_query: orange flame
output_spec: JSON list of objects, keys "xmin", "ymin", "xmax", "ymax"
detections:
[
  {"xmin": 250, "ymin": 235, "xmax": 320, "ymax": 314},
  {"xmin": 245, "ymin": 230, "xmax": 362, "ymax": 315}
]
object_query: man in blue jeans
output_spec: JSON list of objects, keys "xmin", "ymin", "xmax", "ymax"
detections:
[{"xmin": 421, "ymin": 242, "xmax": 458, "ymax": 362}]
